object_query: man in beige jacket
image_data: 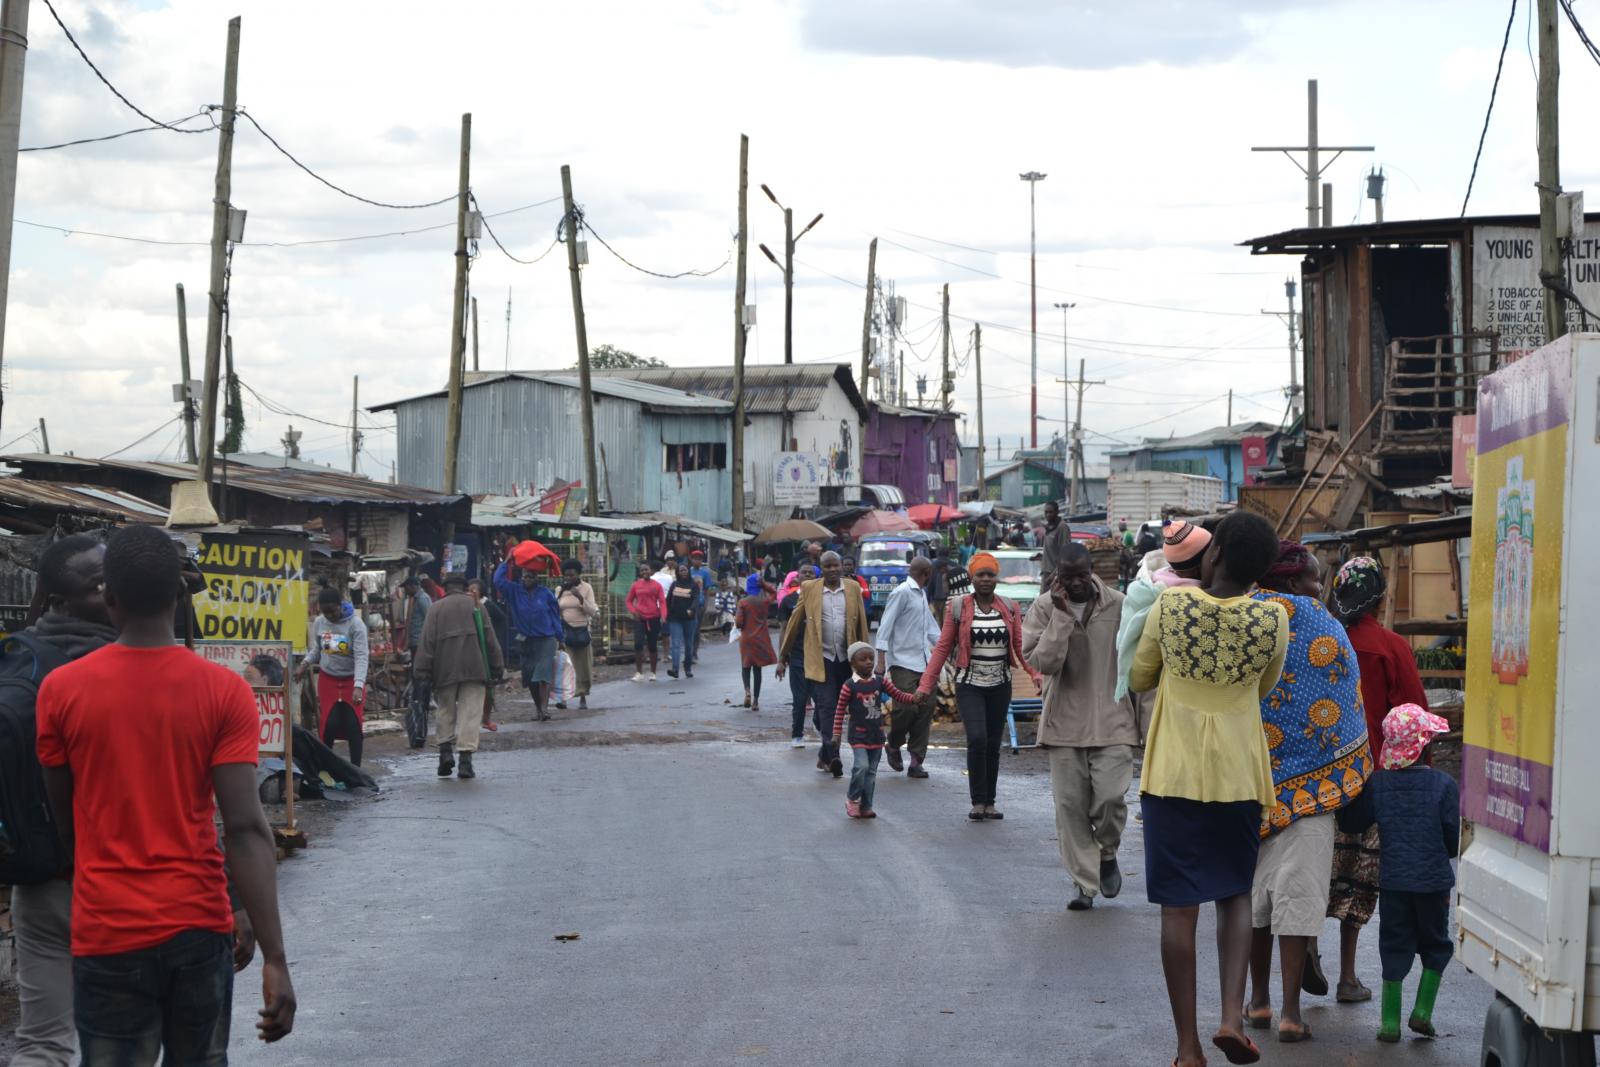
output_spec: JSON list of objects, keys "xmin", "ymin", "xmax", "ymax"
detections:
[{"xmin": 1022, "ymin": 543, "xmax": 1137, "ymax": 912}]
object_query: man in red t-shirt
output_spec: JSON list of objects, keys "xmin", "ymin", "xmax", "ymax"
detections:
[{"xmin": 37, "ymin": 525, "xmax": 296, "ymax": 1062}]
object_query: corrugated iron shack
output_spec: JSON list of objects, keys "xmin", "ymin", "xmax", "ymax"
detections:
[
  {"xmin": 1109, "ymin": 422, "xmax": 1280, "ymax": 502},
  {"xmin": 373, "ymin": 372, "xmax": 734, "ymax": 525},
  {"xmin": 863, "ymin": 402, "xmax": 961, "ymax": 507},
  {"xmin": 594, "ymin": 363, "xmax": 868, "ymax": 528}
]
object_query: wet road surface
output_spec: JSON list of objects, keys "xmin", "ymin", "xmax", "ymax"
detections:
[{"xmin": 228, "ymin": 640, "xmax": 1492, "ymax": 1067}]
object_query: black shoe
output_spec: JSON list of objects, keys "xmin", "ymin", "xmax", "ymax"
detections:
[
  {"xmin": 408, "ymin": 738, "xmax": 425, "ymax": 750},
  {"xmin": 1067, "ymin": 887, "xmax": 1094, "ymax": 911},
  {"xmin": 829, "ymin": 758, "xmax": 843, "ymax": 778},
  {"xmin": 555, "ymin": 701, "xmax": 568, "ymax": 710},
  {"xmin": 457, "ymin": 752, "xmax": 475, "ymax": 779},
  {"xmin": 437, "ymin": 742, "xmax": 454, "ymax": 777},
  {"xmin": 1100, "ymin": 856, "xmax": 1124, "ymax": 899},
  {"xmin": 907, "ymin": 764, "xmax": 929, "ymax": 779},
  {"xmin": 685, "ymin": 668, "xmax": 693, "ymax": 678},
  {"xmin": 668, "ymin": 669, "xmax": 680, "ymax": 679},
  {"xmin": 1302, "ymin": 949, "xmax": 1330, "ymax": 997},
  {"xmin": 885, "ymin": 746, "xmax": 904, "ymax": 772}
]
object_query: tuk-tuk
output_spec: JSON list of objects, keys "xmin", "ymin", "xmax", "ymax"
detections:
[{"xmin": 856, "ymin": 531, "xmax": 940, "ymax": 618}]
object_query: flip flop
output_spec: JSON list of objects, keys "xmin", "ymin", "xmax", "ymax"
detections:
[
  {"xmin": 1244, "ymin": 1008, "xmax": 1272, "ymax": 1030},
  {"xmin": 1278, "ymin": 1022, "xmax": 1312, "ymax": 1043},
  {"xmin": 1211, "ymin": 1030, "xmax": 1261, "ymax": 1065}
]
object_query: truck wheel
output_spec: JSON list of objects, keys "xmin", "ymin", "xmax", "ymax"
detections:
[{"xmin": 1482, "ymin": 994, "xmax": 1597, "ymax": 1067}]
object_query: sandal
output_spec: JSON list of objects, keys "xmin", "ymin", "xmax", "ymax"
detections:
[
  {"xmin": 1210, "ymin": 1030, "xmax": 1261, "ymax": 1065},
  {"xmin": 1277, "ymin": 1022, "xmax": 1312, "ymax": 1043},
  {"xmin": 1336, "ymin": 979, "xmax": 1372, "ymax": 1003},
  {"xmin": 968, "ymin": 809, "xmax": 986, "ymax": 821},
  {"xmin": 1244, "ymin": 1007, "xmax": 1272, "ymax": 1031}
]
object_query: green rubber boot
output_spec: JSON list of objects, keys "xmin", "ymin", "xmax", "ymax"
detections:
[
  {"xmin": 1377, "ymin": 980, "xmax": 1403, "ymax": 1043},
  {"xmin": 1409, "ymin": 969, "xmax": 1443, "ymax": 1038}
]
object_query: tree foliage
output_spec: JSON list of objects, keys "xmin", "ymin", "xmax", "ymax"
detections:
[{"xmin": 584, "ymin": 344, "xmax": 664, "ymax": 370}]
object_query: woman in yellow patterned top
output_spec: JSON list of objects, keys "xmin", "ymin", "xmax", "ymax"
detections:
[{"xmin": 1129, "ymin": 510, "xmax": 1289, "ymax": 1067}]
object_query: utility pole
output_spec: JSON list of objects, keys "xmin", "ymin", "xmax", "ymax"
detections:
[
  {"xmin": 36, "ymin": 416, "xmax": 45, "ymax": 452},
  {"xmin": 349, "ymin": 375, "xmax": 361, "ymax": 473},
  {"xmin": 940, "ymin": 284, "xmax": 952, "ymax": 411},
  {"xmin": 1252, "ymin": 79, "xmax": 1372, "ymax": 229},
  {"xmin": 759, "ymin": 185, "xmax": 822, "ymax": 449},
  {"xmin": 561, "ymin": 164, "xmax": 600, "ymax": 517},
  {"xmin": 973, "ymin": 323, "xmax": 985, "ymax": 489},
  {"xmin": 441, "ymin": 113, "xmax": 471, "ymax": 497},
  {"xmin": 898, "ymin": 349, "xmax": 905, "ymax": 405},
  {"xmin": 1261, "ymin": 278, "xmax": 1303, "ymax": 422},
  {"xmin": 175, "ymin": 283, "xmax": 198, "ymax": 462},
  {"xmin": 732, "ymin": 134, "xmax": 749, "ymax": 535},
  {"xmin": 1227, "ymin": 388, "xmax": 1234, "ymax": 426},
  {"xmin": 1537, "ymin": 0, "xmax": 1567, "ymax": 341},
  {"xmin": 1057, "ymin": 360, "xmax": 1104, "ymax": 513},
  {"xmin": 859, "ymin": 238, "xmax": 876, "ymax": 402},
  {"xmin": 0, "ymin": 0, "xmax": 29, "ymax": 433},
  {"xmin": 1053, "ymin": 301, "xmax": 1075, "ymax": 467},
  {"xmin": 470, "ymin": 296, "xmax": 480, "ymax": 372},
  {"xmin": 1019, "ymin": 171, "xmax": 1046, "ymax": 446},
  {"xmin": 196, "ymin": 16, "xmax": 241, "ymax": 491},
  {"xmin": 504, "ymin": 288, "xmax": 512, "ymax": 370}
]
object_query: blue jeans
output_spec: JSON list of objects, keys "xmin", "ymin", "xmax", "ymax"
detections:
[
  {"xmin": 810, "ymin": 657, "xmax": 851, "ymax": 765},
  {"xmin": 73, "ymin": 928, "xmax": 233, "ymax": 1066},
  {"xmin": 849, "ymin": 746, "xmax": 882, "ymax": 808},
  {"xmin": 667, "ymin": 618, "xmax": 696, "ymax": 673},
  {"xmin": 787, "ymin": 658, "xmax": 809, "ymax": 739}
]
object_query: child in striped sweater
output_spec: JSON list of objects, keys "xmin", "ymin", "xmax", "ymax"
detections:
[{"xmin": 834, "ymin": 641, "xmax": 920, "ymax": 819}]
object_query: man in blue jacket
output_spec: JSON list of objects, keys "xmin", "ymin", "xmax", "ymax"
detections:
[
  {"xmin": 493, "ymin": 560, "xmax": 563, "ymax": 721},
  {"xmin": 688, "ymin": 550, "xmax": 714, "ymax": 668}
]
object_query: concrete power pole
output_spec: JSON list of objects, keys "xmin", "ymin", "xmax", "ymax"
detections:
[
  {"xmin": 1537, "ymin": 0, "xmax": 1568, "ymax": 341},
  {"xmin": 1252, "ymin": 80, "xmax": 1372, "ymax": 229},
  {"xmin": 732, "ymin": 133, "xmax": 749, "ymax": 535},
  {"xmin": 1059, "ymin": 359, "xmax": 1103, "ymax": 513},
  {"xmin": 973, "ymin": 323, "xmax": 985, "ymax": 490},
  {"xmin": 859, "ymin": 238, "xmax": 877, "ymax": 403},
  {"xmin": 349, "ymin": 375, "xmax": 361, "ymax": 473},
  {"xmin": 442, "ymin": 114, "xmax": 471, "ymax": 497},
  {"xmin": 1019, "ymin": 171, "xmax": 1046, "ymax": 446},
  {"xmin": 1053, "ymin": 301, "xmax": 1074, "ymax": 468},
  {"xmin": 561, "ymin": 165, "xmax": 600, "ymax": 518},
  {"xmin": 0, "ymin": 0, "xmax": 29, "ymax": 433},
  {"xmin": 175, "ymin": 283, "xmax": 198, "ymax": 462},
  {"xmin": 940, "ymin": 284, "xmax": 952, "ymax": 412},
  {"xmin": 35, "ymin": 416, "xmax": 45, "ymax": 452},
  {"xmin": 196, "ymin": 17, "xmax": 241, "ymax": 492}
]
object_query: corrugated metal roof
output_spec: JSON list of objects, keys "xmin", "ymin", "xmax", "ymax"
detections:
[
  {"xmin": 369, "ymin": 371, "xmax": 729, "ymax": 413},
  {"xmin": 595, "ymin": 363, "xmax": 869, "ymax": 418},
  {"xmin": 1244, "ymin": 211, "xmax": 1600, "ymax": 254},
  {"xmin": 620, "ymin": 512, "xmax": 751, "ymax": 543},
  {"xmin": 470, "ymin": 496, "xmax": 660, "ymax": 533},
  {"xmin": 0, "ymin": 477, "xmax": 168, "ymax": 521},
  {"xmin": 872, "ymin": 401, "xmax": 959, "ymax": 420},
  {"xmin": 1, "ymin": 455, "xmax": 464, "ymax": 508},
  {"xmin": 1110, "ymin": 421, "xmax": 1277, "ymax": 455}
]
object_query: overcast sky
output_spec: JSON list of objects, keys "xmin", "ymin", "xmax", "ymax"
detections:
[{"xmin": 10, "ymin": 0, "xmax": 1598, "ymax": 478}]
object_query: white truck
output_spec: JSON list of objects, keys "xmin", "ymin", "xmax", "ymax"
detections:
[
  {"xmin": 1105, "ymin": 470, "xmax": 1225, "ymax": 527},
  {"xmin": 1457, "ymin": 333, "xmax": 1599, "ymax": 1066}
]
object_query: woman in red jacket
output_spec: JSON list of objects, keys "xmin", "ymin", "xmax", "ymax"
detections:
[
  {"xmin": 625, "ymin": 562, "xmax": 667, "ymax": 682},
  {"xmin": 1321, "ymin": 555, "xmax": 1431, "ymax": 1004},
  {"xmin": 918, "ymin": 552, "xmax": 1042, "ymax": 821}
]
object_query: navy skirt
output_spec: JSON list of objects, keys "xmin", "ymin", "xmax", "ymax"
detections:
[
  {"xmin": 518, "ymin": 634, "xmax": 558, "ymax": 686},
  {"xmin": 1141, "ymin": 793, "xmax": 1262, "ymax": 907}
]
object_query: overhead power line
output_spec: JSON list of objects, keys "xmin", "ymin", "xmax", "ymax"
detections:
[
  {"xmin": 40, "ymin": 0, "xmax": 201, "ymax": 131},
  {"xmin": 579, "ymin": 218, "xmax": 729, "ymax": 279},
  {"xmin": 239, "ymin": 379, "xmax": 394, "ymax": 433},
  {"xmin": 1560, "ymin": 0, "xmax": 1600, "ymax": 67},
  {"xmin": 469, "ymin": 192, "xmax": 561, "ymax": 264},
  {"xmin": 236, "ymin": 110, "xmax": 455, "ymax": 210},
  {"xmin": 1462, "ymin": 0, "xmax": 1519, "ymax": 216},
  {"xmin": 21, "ymin": 109, "xmax": 215, "ymax": 152},
  {"xmin": 102, "ymin": 414, "xmax": 180, "ymax": 459}
]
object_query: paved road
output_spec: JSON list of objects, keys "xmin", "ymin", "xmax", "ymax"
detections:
[{"xmin": 229, "ymin": 639, "xmax": 1492, "ymax": 1067}]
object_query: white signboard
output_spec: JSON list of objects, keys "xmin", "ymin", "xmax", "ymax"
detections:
[
  {"xmin": 772, "ymin": 452, "xmax": 821, "ymax": 506},
  {"xmin": 1473, "ymin": 225, "xmax": 1600, "ymax": 355},
  {"xmin": 195, "ymin": 640, "xmax": 293, "ymax": 757}
]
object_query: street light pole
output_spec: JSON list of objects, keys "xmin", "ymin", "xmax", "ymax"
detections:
[
  {"xmin": 1020, "ymin": 171, "xmax": 1047, "ymax": 449},
  {"xmin": 759, "ymin": 184, "xmax": 822, "ymax": 450}
]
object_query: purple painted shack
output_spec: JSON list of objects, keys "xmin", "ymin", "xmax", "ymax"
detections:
[{"xmin": 863, "ymin": 402, "xmax": 961, "ymax": 506}]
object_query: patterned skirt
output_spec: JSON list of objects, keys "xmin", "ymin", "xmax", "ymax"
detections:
[{"xmin": 1326, "ymin": 825, "xmax": 1381, "ymax": 925}]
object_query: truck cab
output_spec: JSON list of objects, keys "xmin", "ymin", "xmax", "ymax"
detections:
[{"xmin": 857, "ymin": 531, "xmax": 939, "ymax": 618}]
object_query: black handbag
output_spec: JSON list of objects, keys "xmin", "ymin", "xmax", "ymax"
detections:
[{"xmin": 563, "ymin": 622, "xmax": 592, "ymax": 648}]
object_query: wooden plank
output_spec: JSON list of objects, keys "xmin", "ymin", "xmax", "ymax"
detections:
[
  {"xmin": 1393, "ymin": 618, "xmax": 1468, "ymax": 637},
  {"xmin": 1417, "ymin": 668, "xmax": 1466, "ymax": 680}
]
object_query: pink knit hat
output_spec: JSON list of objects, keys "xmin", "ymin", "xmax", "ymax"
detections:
[
  {"xmin": 1381, "ymin": 703, "xmax": 1451, "ymax": 770},
  {"xmin": 1162, "ymin": 520, "xmax": 1212, "ymax": 565}
]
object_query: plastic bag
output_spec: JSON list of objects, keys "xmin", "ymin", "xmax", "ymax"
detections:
[
  {"xmin": 728, "ymin": 627, "xmax": 742, "ymax": 644},
  {"xmin": 553, "ymin": 650, "xmax": 577, "ymax": 704}
]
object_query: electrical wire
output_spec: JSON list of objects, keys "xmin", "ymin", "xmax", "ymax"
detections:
[
  {"xmin": 236, "ymin": 110, "xmax": 455, "ymax": 210},
  {"xmin": 0, "ymin": 427, "xmax": 38, "ymax": 452},
  {"xmin": 1102, "ymin": 394, "xmax": 1230, "ymax": 437},
  {"xmin": 15, "ymin": 217, "xmax": 211, "ymax": 247},
  {"xmin": 1560, "ymin": 0, "xmax": 1600, "ymax": 65},
  {"xmin": 469, "ymin": 192, "xmax": 562, "ymax": 264},
  {"xmin": 20, "ymin": 109, "xmax": 215, "ymax": 152},
  {"xmin": 39, "ymin": 0, "xmax": 200, "ymax": 131},
  {"xmin": 102, "ymin": 415, "xmax": 180, "ymax": 459},
  {"xmin": 1462, "ymin": 0, "xmax": 1519, "ymax": 216},
  {"xmin": 238, "ymin": 379, "xmax": 394, "ymax": 433},
  {"xmin": 580, "ymin": 219, "xmax": 729, "ymax": 279}
]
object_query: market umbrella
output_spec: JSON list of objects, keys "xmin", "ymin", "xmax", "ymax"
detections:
[
  {"xmin": 509, "ymin": 538, "xmax": 563, "ymax": 573},
  {"xmin": 753, "ymin": 518, "xmax": 833, "ymax": 544},
  {"xmin": 847, "ymin": 510, "xmax": 918, "ymax": 539},
  {"xmin": 907, "ymin": 503, "xmax": 959, "ymax": 529}
]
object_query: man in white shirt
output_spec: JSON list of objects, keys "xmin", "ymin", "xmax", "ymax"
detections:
[{"xmin": 875, "ymin": 557, "xmax": 942, "ymax": 778}]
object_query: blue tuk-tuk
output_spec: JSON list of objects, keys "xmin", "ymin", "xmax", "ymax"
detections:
[{"xmin": 856, "ymin": 531, "xmax": 940, "ymax": 618}]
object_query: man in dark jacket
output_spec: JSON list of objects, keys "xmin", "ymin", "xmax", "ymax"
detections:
[{"xmin": 414, "ymin": 573, "xmax": 504, "ymax": 780}]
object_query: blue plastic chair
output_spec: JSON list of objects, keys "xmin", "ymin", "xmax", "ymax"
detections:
[{"xmin": 1007, "ymin": 696, "xmax": 1043, "ymax": 754}]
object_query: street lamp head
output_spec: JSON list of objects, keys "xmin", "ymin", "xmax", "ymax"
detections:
[
  {"xmin": 759, "ymin": 243, "xmax": 781, "ymax": 268},
  {"xmin": 797, "ymin": 212, "xmax": 824, "ymax": 240},
  {"xmin": 1053, "ymin": 302, "xmax": 1075, "ymax": 311},
  {"xmin": 760, "ymin": 183, "xmax": 780, "ymax": 207},
  {"xmin": 1019, "ymin": 171, "xmax": 1047, "ymax": 182}
]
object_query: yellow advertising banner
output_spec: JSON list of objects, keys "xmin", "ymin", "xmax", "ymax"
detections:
[{"xmin": 191, "ymin": 535, "xmax": 309, "ymax": 651}]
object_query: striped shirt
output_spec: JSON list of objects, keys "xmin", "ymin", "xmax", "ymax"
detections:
[
  {"xmin": 833, "ymin": 673, "xmax": 920, "ymax": 749},
  {"xmin": 957, "ymin": 604, "xmax": 1011, "ymax": 687}
]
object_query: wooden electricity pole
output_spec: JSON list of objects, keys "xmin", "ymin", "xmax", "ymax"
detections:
[
  {"xmin": 859, "ymin": 238, "xmax": 877, "ymax": 400},
  {"xmin": 1537, "ymin": 0, "xmax": 1568, "ymax": 341},
  {"xmin": 175, "ymin": 283, "xmax": 198, "ymax": 463},
  {"xmin": 973, "ymin": 323, "xmax": 985, "ymax": 488},
  {"xmin": 197, "ymin": 17, "xmax": 241, "ymax": 490},
  {"xmin": 0, "ymin": 0, "xmax": 29, "ymax": 433},
  {"xmin": 442, "ymin": 113, "xmax": 471, "ymax": 496},
  {"xmin": 940, "ymin": 284, "xmax": 952, "ymax": 411},
  {"xmin": 349, "ymin": 375, "xmax": 360, "ymax": 473},
  {"xmin": 470, "ymin": 296, "xmax": 480, "ymax": 372},
  {"xmin": 561, "ymin": 164, "xmax": 600, "ymax": 517},
  {"xmin": 732, "ymin": 134, "xmax": 749, "ymax": 535},
  {"xmin": 35, "ymin": 416, "xmax": 46, "ymax": 453}
]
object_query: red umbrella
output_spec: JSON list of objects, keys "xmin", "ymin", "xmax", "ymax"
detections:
[
  {"xmin": 847, "ymin": 510, "xmax": 918, "ymax": 538},
  {"xmin": 509, "ymin": 538, "xmax": 563, "ymax": 573},
  {"xmin": 907, "ymin": 503, "xmax": 959, "ymax": 529}
]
